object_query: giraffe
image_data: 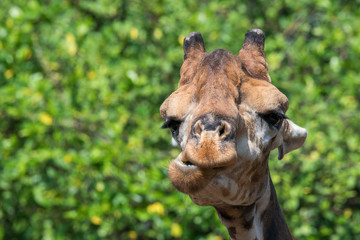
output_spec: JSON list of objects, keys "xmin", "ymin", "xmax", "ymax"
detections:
[{"xmin": 160, "ymin": 29, "xmax": 307, "ymax": 240}]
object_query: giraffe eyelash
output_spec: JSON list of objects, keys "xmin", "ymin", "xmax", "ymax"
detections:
[
  {"xmin": 161, "ymin": 118, "xmax": 182, "ymax": 136},
  {"xmin": 258, "ymin": 111, "xmax": 287, "ymax": 129}
]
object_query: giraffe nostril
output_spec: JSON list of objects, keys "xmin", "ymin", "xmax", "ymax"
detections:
[
  {"xmin": 193, "ymin": 121, "xmax": 203, "ymax": 137},
  {"xmin": 218, "ymin": 121, "xmax": 233, "ymax": 140},
  {"xmin": 219, "ymin": 125, "xmax": 225, "ymax": 136}
]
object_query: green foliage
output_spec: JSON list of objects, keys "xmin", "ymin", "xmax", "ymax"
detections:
[{"xmin": 0, "ymin": 0, "xmax": 359, "ymax": 239}]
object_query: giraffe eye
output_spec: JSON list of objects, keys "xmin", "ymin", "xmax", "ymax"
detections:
[
  {"xmin": 161, "ymin": 119, "xmax": 181, "ymax": 137},
  {"xmin": 259, "ymin": 111, "xmax": 286, "ymax": 129}
]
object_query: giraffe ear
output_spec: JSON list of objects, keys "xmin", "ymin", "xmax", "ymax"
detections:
[
  {"xmin": 183, "ymin": 32, "xmax": 206, "ymax": 60},
  {"xmin": 278, "ymin": 119, "xmax": 308, "ymax": 160},
  {"xmin": 238, "ymin": 29, "xmax": 271, "ymax": 82},
  {"xmin": 179, "ymin": 32, "xmax": 206, "ymax": 86}
]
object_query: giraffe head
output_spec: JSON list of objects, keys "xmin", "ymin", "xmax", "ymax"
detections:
[{"xmin": 160, "ymin": 29, "xmax": 307, "ymax": 207}]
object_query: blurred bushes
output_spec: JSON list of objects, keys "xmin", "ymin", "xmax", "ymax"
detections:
[{"xmin": 0, "ymin": 0, "xmax": 359, "ymax": 239}]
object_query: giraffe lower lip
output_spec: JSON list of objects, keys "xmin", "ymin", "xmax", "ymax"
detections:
[{"xmin": 169, "ymin": 158, "xmax": 215, "ymax": 194}]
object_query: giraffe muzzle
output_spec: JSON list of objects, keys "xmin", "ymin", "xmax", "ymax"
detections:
[
  {"xmin": 178, "ymin": 118, "xmax": 237, "ymax": 169},
  {"xmin": 177, "ymin": 116, "xmax": 236, "ymax": 168}
]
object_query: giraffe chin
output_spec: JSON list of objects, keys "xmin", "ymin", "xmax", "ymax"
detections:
[{"xmin": 168, "ymin": 154, "xmax": 217, "ymax": 194}]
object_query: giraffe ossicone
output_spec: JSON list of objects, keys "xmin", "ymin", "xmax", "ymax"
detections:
[{"xmin": 160, "ymin": 29, "xmax": 307, "ymax": 240}]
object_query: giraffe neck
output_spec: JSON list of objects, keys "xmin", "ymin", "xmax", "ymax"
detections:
[{"xmin": 214, "ymin": 173, "xmax": 293, "ymax": 240}]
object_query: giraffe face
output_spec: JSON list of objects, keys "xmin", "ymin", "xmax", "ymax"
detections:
[{"xmin": 160, "ymin": 30, "xmax": 307, "ymax": 206}]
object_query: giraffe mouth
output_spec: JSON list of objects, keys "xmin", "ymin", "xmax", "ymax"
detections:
[
  {"xmin": 184, "ymin": 160, "xmax": 195, "ymax": 166},
  {"xmin": 174, "ymin": 152, "xmax": 197, "ymax": 168},
  {"xmin": 174, "ymin": 157, "xmax": 200, "ymax": 171},
  {"xmin": 180, "ymin": 159, "xmax": 224, "ymax": 170},
  {"xmin": 168, "ymin": 134, "xmax": 238, "ymax": 194},
  {"xmin": 168, "ymin": 153, "xmax": 217, "ymax": 194}
]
